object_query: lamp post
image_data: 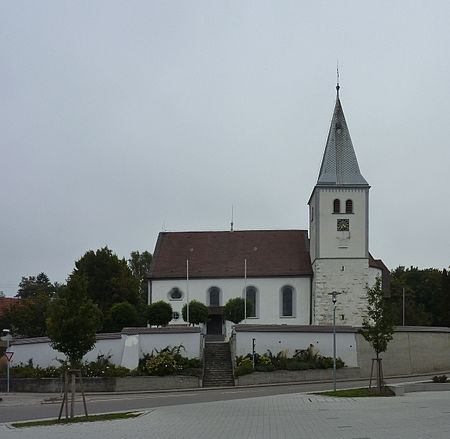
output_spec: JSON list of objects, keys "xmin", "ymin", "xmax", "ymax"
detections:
[
  {"xmin": 1, "ymin": 329, "xmax": 12, "ymax": 393},
  {"xmin": 328, "ymin": 291, "xmax": 341, "ymax": 392}
]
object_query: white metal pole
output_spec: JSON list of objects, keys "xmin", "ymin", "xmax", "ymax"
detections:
[
  {"xmin": 186, "ymin": 259, "xmax": 190, "ymax": 325},
  {"xmin": 6, "ymin": 337, "xmax": 10, "ymax": 393},
  {"xmin": 333, "ymin": 301, "xmax": 336, "ymax": 392},
  {"xmin": 244, "ymin": 258, "xmax": 247, "ymax": 323}
]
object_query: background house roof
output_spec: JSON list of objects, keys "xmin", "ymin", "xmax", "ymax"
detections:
[{"xmin": 149, "ymin": 230, "xmax": 313, "ymax": 279}]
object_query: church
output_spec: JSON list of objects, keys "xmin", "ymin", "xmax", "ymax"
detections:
[{"xmin": 148, "ymin": 84, "xmax": 389, "ymax": 336}]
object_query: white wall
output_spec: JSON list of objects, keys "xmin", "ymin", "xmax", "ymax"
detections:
[
  {"xmin": 8, "ymin": 330, "xmax": 201, "ymax": 369},
  {"xmin": 151, "ymin": 277, "xmax": 311, "ymax": 329},
  {"xmin": 234, "ymin": 329, "xmax": 358, "ymax": 367},
  {"xmin": 317, "ymin": 188, "xmax": 368, "ymax": 259}
]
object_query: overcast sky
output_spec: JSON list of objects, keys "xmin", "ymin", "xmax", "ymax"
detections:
[{"xmin": 1, "ymin": 1, "xmax": 449, "ymax": 296}]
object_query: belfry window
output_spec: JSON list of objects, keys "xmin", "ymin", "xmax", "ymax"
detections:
[
  {"xmin": 333, "ymin": 199, "xmax": 340, "ymax": 213},
  {"xmin": 346, "ymin": 199, "xmax": 353, "ymax": 214}
]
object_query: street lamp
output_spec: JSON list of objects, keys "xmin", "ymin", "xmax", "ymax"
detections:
[
  {"xmin": 328, "ymin": 291, "xmax": 341, "ymax": 392},
  {"xmin": 1, "ymin": 329, "xmax": 13, "ymax": 393}
]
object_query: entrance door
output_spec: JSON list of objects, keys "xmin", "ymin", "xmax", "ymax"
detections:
[{"xmin": 207, "ymin": 315, "xmax": 223, "ymax": 335}]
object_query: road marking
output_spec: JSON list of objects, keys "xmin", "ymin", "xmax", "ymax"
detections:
[{"xmin": 88, "ymin": 393, "xmax": 198, "ymax": 403}]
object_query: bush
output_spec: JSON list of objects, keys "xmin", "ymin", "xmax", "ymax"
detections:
[
  {"xmin": 224, "ymin": 297, "xmax": 247, "ymax": 324},
  {"xmin": 234, "ymin": 356, "xmax": 253, "ymax": 377},
  {"xmin": 138, "ymin": 345, "xmax": 202, "ymax": 376},
  {"xmin": 108, "ymin": 302, "xmax": 141, "ymax": 332},
  {"xmin": 182, "ymin": 300, "xmax": 208, "ymax": 325},
  {"xmin": 147, "ymin": 301, "xmax": 173, "ymax": 326},
  {"xmin": 432, "ymin": 374, "xmax": 448, "ymax": 383}
]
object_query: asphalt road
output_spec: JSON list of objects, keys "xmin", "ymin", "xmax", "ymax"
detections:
[{"xmin": 0, "ymin": 374, "xmax": 440, "ymax": 423}]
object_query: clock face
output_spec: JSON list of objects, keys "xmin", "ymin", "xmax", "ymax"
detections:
[{"xmin": 337, "ymin": 219, "xmax": 349, "ymax": 231}]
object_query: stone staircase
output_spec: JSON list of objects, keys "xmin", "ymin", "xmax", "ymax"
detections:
[{"xmin": 203, "ymin": 341, "xmax": 235, "ymax": 387}]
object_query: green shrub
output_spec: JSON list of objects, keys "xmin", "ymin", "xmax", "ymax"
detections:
[
  {"xmin": 234, "ymin": 356, "xmax": 254, "ymax": 377},
  {"xmin": 432, "ymin": 374, "xmax": 448, "ymax": 383},
  {"xmin": 147, "ymin": 301, "xmax": 173, "ymax": 327},
  {"xmin": 182, "ymin": 300, "xmax": 208, "ymax": 325}
]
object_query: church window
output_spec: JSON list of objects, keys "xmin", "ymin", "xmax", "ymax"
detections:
[
  {"xmin": 346, "ymin": 199, "xmax": 353, "ymax": 213},
  {"xmin": 245, "ymin": 286, "xmax": 258, "ymax": 318},
  {"xmin": 208, "ymin": 286, "xmax": 221, "ymax": 307},
  {"xmin": 168, "ymin": 287, "xmax": 183, "ymax": 301},
  {"xmin": 333, "ymin": 199, "xmax": 340, "ymax": 213},
  {"xmin": 280, "ymin": 285, "xmax": 295, "ymax": 317}
]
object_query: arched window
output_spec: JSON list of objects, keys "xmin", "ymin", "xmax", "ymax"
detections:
[
  {"xmin": 280, "ymin": 285, "xmax": 295, "ymax": 317},
  {"xmin": 208, "ymin": 286, "xmax": 221, "ymax": 307},
  {"xmin": 333, "ymin": 199, "xmax": 340, "ymax": 213},
  {"xmin": 346, "ymin": 199, "xmax": 353, "ymax": 213},
  {"xmin": 245, "ymin": 286, "xmax": 258, "ymax": 318},
  {"xmin": 168, "ymin": 287, "xmax": 183, "ymax": 301}
]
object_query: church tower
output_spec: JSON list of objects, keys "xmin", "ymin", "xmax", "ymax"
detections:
[{"xmin": 309, "ymin": 83, "xmax": 370, "ymax": 326}]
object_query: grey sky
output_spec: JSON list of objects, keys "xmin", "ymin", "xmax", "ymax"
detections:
[{"xmin": 1, "ymin": 1, "xmax": 449, "ymax": 296}]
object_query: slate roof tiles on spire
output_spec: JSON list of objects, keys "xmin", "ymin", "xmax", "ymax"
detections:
[{"xmin": 316, "ymin": 86, "xmax": 369, "ymax": 187}]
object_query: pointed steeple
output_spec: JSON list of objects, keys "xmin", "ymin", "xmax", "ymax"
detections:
[{"xmin": 316, "ymin": 85, "xmax": 369, "ymax": 187}]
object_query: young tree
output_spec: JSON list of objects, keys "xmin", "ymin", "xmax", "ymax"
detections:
[
  {"xmin": 359, "ymin": 277, "xmax": 394, "ymax": 391},
  {"xmin": 182, "ymin": 300, "xmax": 208, "ymax": 325},
  {"xmin": 147, "ymin": 301, "xmax": 173, "ymax": 327},
  {"xmin": 224, "ymin": 297, "xmax": 249, "ymax": 324},
  {"xmin": 46, "ymin": 277, "xmax": 102, "ymax": 366}
]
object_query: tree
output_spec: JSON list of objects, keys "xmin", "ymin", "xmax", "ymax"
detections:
[
  {"xmin": 68, "ymin": 247, "xmax": 140, "ymax": 331},
  {"xmin": 16, "ymin": 272, "xmax": 55, "ymax": 299},
  {"xmin": 0, "ymin": 292, "xmax": 51, "ymax": 337},
  {"xmin": 46, "ymin": 276, "xmax": 102, "ymax": 366},
  {"xmin": 108, "ymin": 302, "xmax": 141, "ymax": 332},
  {"xmin": 182, "ymin": 300, "xmax": 208, "ymax": 325},
  {"xmin": 147, "ymin": 301, "xmax": 173, "ymax": 326},
  {"xmin": 128, "ymin": 251, "xmax": 153, "ymax": 301},
  {"xmin": 224, "ymin": 297, "xmax": 249, "ymax": 324},
  {"xmin": 359, "ymin": 277, "xmax": 394, "ymax": 391}
]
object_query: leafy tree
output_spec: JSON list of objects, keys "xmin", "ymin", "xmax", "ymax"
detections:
[
  {"xmin": 359, "ymin": 277, "xmax": 394, "ymax": 391},
  {"xmin": 16, "ymin": 272, "xmax": 55, "ymax": 299},
  {"xmin": 128, "ymin": 251, "xmax": 153, "ymax": 301},
  {"xmin": 182, "ymin": 300, "xmax": 208, "ymax": 325},
  {"xmin": 224, "ymin": 297, "xmax": 250, "ymax": 324},
  {"xmin": 108, "ymin": 302, "xmax": 141, "ymax": 332},
  {"xmin": 147, "ymin": 301, "xmax": 173, "ymax": 326},
  {"xmin": 0, "ymin": 293, "xmax": 52, "ymax": 337},
  {"xmin": 46, "ymin": 277, "xmax": 102, "ymax": 366},
  {"xmin": 68, "ymin": 247, "xmax": 140, "ymax": 330}
]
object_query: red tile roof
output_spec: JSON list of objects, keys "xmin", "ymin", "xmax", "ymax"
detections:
[
  {"xmin": 0, "ymin": 297, "xmax": 19, "ymax": 316},
  {"xmin": 149, "ymin": 230, "xmax": 313, "ymax": 279}
]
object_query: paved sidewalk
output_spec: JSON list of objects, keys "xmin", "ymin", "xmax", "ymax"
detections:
[{"xmin": 2, "ymin": 390, "xmax": 450, "ymax": 438}]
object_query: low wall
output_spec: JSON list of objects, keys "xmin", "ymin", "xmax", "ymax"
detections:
[
  {"xmin": 233, "ymin": 325, "xmax": 450, "ymax": 378},
  {"xmin": 235, "ymin": 367, "xmax": 361, "ymax": 386},
  {"xmin": 0, "ymin": 375, "xmax": 200, "ymax": 393},
  {"xmin": 8, "ymin": 327, "xmax": 202, "ymax": 370}
]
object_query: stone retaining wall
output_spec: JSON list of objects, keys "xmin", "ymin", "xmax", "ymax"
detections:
[
  {"xmin": 235, "ymin": 367, "xmax": 360, "ymax": 386},
  {"xmin": 0, "ymin": 375, "xmax": 200, "ymax": 393}
]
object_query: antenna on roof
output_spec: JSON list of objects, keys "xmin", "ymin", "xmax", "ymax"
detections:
[
  {"xmin": 230, "ymin": 205, "xmax": 234, "ymax": 232},
  {"xmin": 162, "ymin": 220, "xmax": 166, "ymax": 232},
  {"xmin": 336, "ymin": 60, "xmax": 340, "ymax": 98}
]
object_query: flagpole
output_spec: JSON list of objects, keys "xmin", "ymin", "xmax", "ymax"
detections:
[
  {"xmin": 186, "ymin": 259, "xmax": 190, "ymax": 325},
  {"xmin": 244, "ymin": 258, "xmax": 247, "ymax": 324}
]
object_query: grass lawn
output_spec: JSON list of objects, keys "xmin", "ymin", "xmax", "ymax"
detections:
[
  {"xmin": 315, "ymin": 387, "xmax": 394, "ymax": 398},
  {"xmin": 11, "ymin": 411, "xmax": 142, "ymax": 428}
]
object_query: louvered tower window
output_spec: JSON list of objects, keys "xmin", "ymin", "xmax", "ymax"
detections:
[
  {"xmin": 346, "ymin": 199, "xmax": 353, "ymax": 214},
  {"xmin": 333, "ymin": 199, "xmax": 340, "ymax": 213}
]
